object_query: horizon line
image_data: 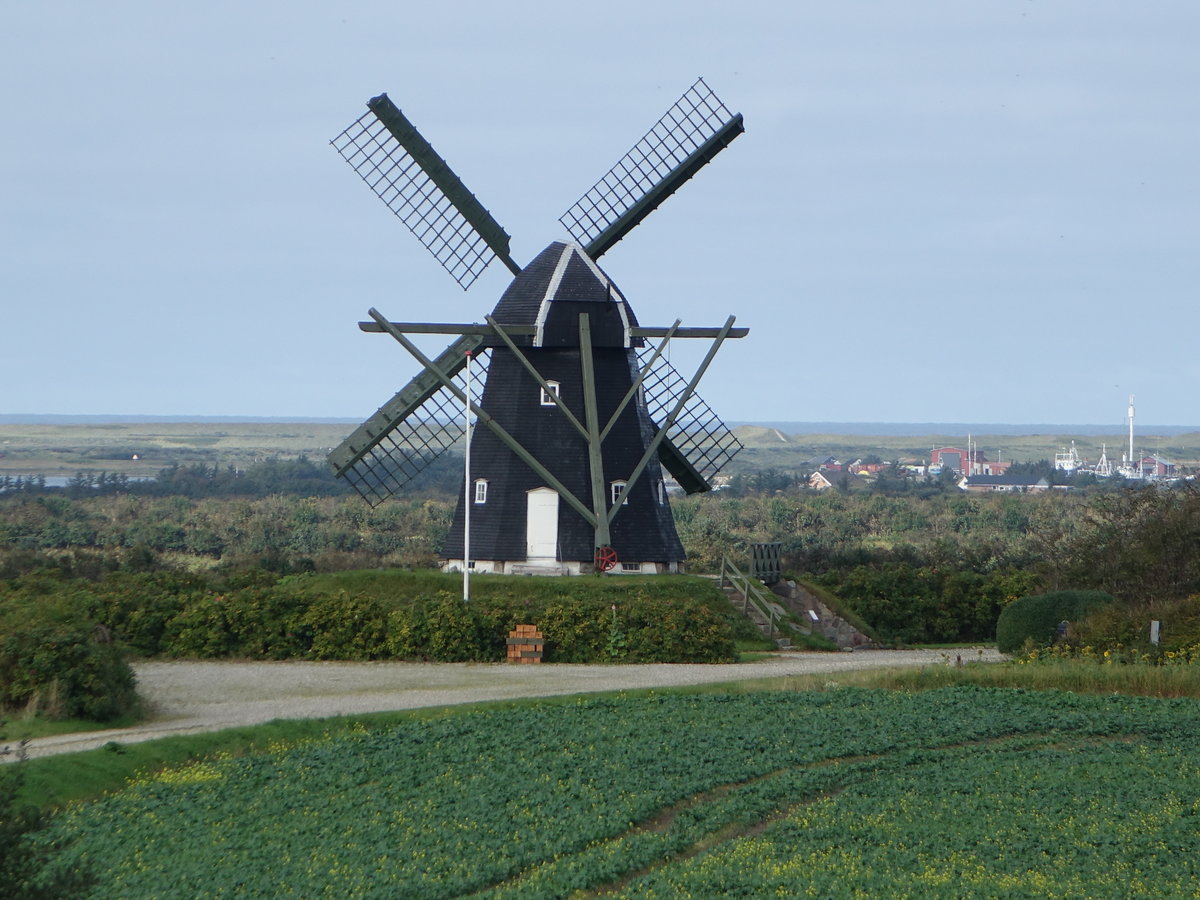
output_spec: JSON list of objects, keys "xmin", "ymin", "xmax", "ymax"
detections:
[{"xmin": 2, "ymin": 413, "xmax": 1197, "ymax": 436}]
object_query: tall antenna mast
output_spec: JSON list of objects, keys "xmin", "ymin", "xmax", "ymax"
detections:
[{"xmin": 1127, "ymin": 394, "xmax": 1136, "ymax": 470}]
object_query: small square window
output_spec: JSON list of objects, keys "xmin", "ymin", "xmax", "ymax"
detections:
[
  {"xmin": 611, "ymin": 480, "xmax": 629, "ymax": 506},
  {"xmin": 540, "ymin": 381, "xmax": 561, "ymax": 406}
]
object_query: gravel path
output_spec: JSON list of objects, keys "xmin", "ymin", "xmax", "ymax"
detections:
[{"xmin": 12, "ymin": 648, "xmax": 1000, "ymax": 761}]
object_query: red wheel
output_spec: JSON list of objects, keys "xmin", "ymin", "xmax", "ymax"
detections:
[{"xmin": 594, "ymin": 546, "xmax": 619, "ymax": 572}]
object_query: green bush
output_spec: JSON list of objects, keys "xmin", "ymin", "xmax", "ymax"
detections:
[
  {"xmin": 160, "ymin": 596, "xmax": 237, "ymax": 658},
  {"xmin": 82, "ymin": 571, "xmax": 208, "ymax": 656},
  {"xmin": 819, "ymin": 565, "xmax": 1038, "ymax": 644},
  {"xmin": 995, "ymin": 590, "xmax": 1119, "ymax": 654},
  {"xmin": 220, "ymin": 586, "xmax": 313, "ymax": 659},
  {"xmin": 386, "ymin": 593, "xmax": 507, "ymax": 662},
  {"xmin": 605, "ymin": 592, "xmax": 735, "ymax": 663},
  {"xmin": 0, "ymin": 598, "xmax": 138, "ymax": 722},
  {"xmin": 301, "ymin": 591, "xmax": 390, "ymax": 660},
  {"xmin": 532, "ymin": 598, "xmax": 610, "ymax": 662},
  {"xmin": 381, "ymin": 588, "xmax": 735, "ymax": 664}
]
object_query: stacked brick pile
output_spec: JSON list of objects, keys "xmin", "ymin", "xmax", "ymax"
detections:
[{"xmin": 506, "ymin": 625, "xmax": 544, "ymax": 663}]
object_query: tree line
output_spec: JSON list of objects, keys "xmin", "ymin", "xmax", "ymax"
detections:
[{"xmin": 3, "ymin": 457, "xmax": 1199, "ymax": 645}]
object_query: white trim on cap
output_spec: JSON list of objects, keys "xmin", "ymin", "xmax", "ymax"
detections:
[
  {"xmin": 533, "ymin": 243, "xmax": 632, "ymax": 348},
  {"xmin": 533, "ymin": 244, "xmax": 574, "ymax": 347}
]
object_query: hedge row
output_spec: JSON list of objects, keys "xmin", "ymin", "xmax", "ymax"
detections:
[
  {"xmin": 816, "ymin": 564, "xmax": 1039, "ymax": 644},
  {"xmin": 3, "ymin": 571, "xmax": 739, "ymax": 674},
  {"xmin": 142, "ymin": 589, "xmax": 735, "ymax": 664}
]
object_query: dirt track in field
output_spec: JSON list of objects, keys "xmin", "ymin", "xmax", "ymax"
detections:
[{"xmin": 11, "ymin": 649, "xmax": 1001, "ymax": 761}]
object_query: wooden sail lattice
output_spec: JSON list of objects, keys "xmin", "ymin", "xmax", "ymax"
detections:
[
  {"xmin": 638, "ymin": 349, "xmax": 743, "ymax": 485},
  {"xmin": 559, "ymin": 78, "xmax": 743, "ymax": 258},
  {"xmin": 332, "ymin": 97, "xmax": 514, "ymax": 289},
  {"xmin": 336, "ymin": 350, "xmax": 491, "ymax": 506}
]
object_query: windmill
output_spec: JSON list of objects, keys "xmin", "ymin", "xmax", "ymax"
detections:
[{"xmin": 327, "ymin": 79, "xmax": 748, "ymax": 575}]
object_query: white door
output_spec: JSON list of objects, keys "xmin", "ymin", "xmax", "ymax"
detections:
[{"xmin": 526, "ymin": 487, "xmax": 559, "ymax": 560}]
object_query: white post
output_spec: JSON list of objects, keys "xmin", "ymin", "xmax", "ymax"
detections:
[{"xmin": 463, "ymin": 351, "xmax": 472, "ymax": 603}]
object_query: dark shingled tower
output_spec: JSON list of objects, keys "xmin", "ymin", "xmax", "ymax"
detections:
[
  {"xmin": 438, "ymin": 242, "xmax": 683, "ymax": 571},
  {"xmin": 327, "ymin": 80, "xmax": 747, "ymax": 574}
]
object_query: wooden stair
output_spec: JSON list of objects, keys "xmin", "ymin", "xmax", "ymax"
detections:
[
  {"xmin": 769, "ymin": 580, "xmax": 876, "ymax": 650},
  {"xmin": 717, "ymin": 558, "xmax": 803, "ymax": 648}
]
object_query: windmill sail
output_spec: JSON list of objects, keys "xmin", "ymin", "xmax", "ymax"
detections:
[
  {"xmin": 332, "ymin": 94, "xmax": 520, "ymax": 289},
  {"xmin": 559, "ymin": 78, "xmax": 744, "ymax": 260},
  {"xmin": 329, "ymin": 337, "xmax": 490, "ymax": 506},
  {"xmin": 638, "ymin": 349, "xmax": 743, "ymax": 493}
]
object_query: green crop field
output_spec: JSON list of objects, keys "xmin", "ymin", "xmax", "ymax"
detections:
[{"xmin": 41, "ymin": 686, "xmax": 1200, "ymax": 898}]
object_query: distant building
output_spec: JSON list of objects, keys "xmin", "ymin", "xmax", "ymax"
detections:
[
  {"xmin": 960, "ymin": 474, "xmax": 1051, "ymax": 494},
  {"xmin": 804, "ymin": 455, "xmax": 840, "ymax": 470},
  {"xmin": 1140, "ymin": 455, "xmax": 1176, "ymax": 478},
  {"xmin": 809, "ymin": 470, "xmax": 868, "ymax": 492},
  {"xmin": 930, "ymin": 447, "xmax": 967, "ymax": 473},
  {"xmin": 845, "ymin": 459, "xmax": 887, "ymax": 475},
  {"xmin": 931, "ymin": 446, "xmax": 1009, "ymax": 476}
]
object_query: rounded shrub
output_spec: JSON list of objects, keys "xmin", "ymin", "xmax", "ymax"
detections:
[
  {"xmin": 995, "ymin": 590, "xmax": 1119, "ymax": 654},
  {"xmin": 0, "ymin": 599, "xmax": 138, "ymax": 721}
]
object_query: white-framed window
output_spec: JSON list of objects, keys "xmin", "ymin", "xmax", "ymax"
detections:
[
  {"xmin": 658, "ymin": 481, "xmax": 667, "ymax": 505},
  {"xmin": 539, "ymin": 380, "xmax": 561, "ymax": 406},
  {"xmin": 474, "ymin": 478, "xmax": 488, "ymax": 504},
  {"xmin": 611, "ymin": 480, "xmax": 629, "ymax": 506},
  {"xmin": 621, "ymin": 562, "xmax": 642, "ymax": 572}
]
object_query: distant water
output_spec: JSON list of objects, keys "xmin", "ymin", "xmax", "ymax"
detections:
[
  {"xmin": 0, "ymin": 475, "xmax": 154, "ymax": 490},
  {"xmin": 735, "ymin": 422, "xmax": 1200, "ymax": 437}
]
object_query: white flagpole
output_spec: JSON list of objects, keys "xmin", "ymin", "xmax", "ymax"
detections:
[{"xmin": 463, "ymin": 350, "xmax": 472, "ymax": 603}]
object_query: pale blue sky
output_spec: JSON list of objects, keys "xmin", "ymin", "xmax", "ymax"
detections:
[{"xmin": 3, "ymin": 1, "xmax": 1197, "ymax": 426}]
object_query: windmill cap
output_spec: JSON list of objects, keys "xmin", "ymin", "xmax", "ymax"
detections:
[{"xmin": 488, "ymin": 242, "xmax": 641, "ymax": 349}]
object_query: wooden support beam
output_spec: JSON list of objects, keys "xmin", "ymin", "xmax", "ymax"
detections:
[
  {"xmin": 578, "ymin": 314, "xmax": 612, "ymax": 551},
  {"xmin": 357, "ymin": 321, "xmax": 747, "ymax": 339},
  {"xmin": 358, "ymin": 322, "xmax": 535, "ymax": 335}
]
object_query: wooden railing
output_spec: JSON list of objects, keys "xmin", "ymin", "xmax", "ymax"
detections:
[{"xmin": 719, "ymin": 556, "xmax": 782, "ymax": 638}]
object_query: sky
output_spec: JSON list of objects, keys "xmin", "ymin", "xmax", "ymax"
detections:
[{"xmin": 3, "ymin": 1, "xmax": 1197, "ymax": 427}]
